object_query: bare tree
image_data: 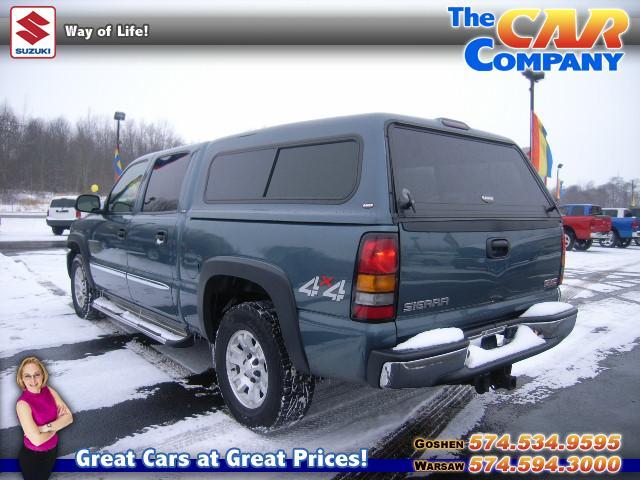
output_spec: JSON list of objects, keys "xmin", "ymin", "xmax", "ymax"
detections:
[
  {"xmin": 561, "ymin": 177, "xmax": 640, "ymax": 207},
  {"xmin": 0, "ymin": 106, "xmax": 183, "ymax": 194}
]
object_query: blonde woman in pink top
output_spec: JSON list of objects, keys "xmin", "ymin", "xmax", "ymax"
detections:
[{"xmin": 16, "ymin": 357, "xmax": 73, "ymax": 480}]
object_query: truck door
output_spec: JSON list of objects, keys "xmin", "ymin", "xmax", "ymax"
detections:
[
  {"xmin": 126, "ymin": 151, "xmax": 193, "ymax": 320},
  {"xmin": 89, "ymin": 159, "xmax": 149, "ymax": 300}
]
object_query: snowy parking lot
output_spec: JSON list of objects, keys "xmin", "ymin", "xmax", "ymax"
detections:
[
  {"xmin": 1, "ymin": 217, "xmax": 640, "ymax": 478},
  {"xmin": 0, "ymin": 239, "xmax": 454, "ymax": 474},
  {"xmin": 0, "ymin": 216, "xmax": 68, "ymax": 243}
]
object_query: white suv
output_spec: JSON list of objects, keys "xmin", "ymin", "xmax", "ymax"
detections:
[{"xmin": 46, "ymin": 196, "xmax": 81, "ymax": 235}]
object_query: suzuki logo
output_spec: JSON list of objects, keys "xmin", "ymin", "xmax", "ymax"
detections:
[
  {"xmin": 10, "ymin": 7, "xmax": 56, "ymax": 58},
  {"xmin": 16, "ymin": 11, "xmax": 50, "ymax": 45}
]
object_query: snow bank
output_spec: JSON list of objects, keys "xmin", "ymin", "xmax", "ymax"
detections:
[
  {"xmin": 465, "ymin": 326, "xmax": 545, "ymax": 369},
  {"xmin": 520, "ymin": 302, "xmax": 574, "ymax": 318},
  {"xmin": 393, "ymin": 328, "xmax": 464, "ymax": 351}
]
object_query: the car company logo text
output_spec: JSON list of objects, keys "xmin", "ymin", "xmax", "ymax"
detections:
[{"xmin": 448, "ymin": 6, "xmax": 630, "ymax": 72}]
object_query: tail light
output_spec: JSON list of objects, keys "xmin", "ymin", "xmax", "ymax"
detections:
[
  {"xmin": 559, "ymin": 231, "xmax": 566, "ymax": 285},
  {"xmin": 632, "ymin": 219, "xmax": 639, "ymax": 232},
  {"xmin": 47, "ymin": 209, "xmax": 50, "ymax": 217},
  {"xmin": 351, "ymin": 233, "xmax": 399, "ymax": 322},
  {"xmin": 76, "ymin": 210, "xmax": 81, "ymax": 219}
]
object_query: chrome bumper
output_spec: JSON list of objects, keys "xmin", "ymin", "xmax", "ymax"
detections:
[
  {"xmin": 369, "ymin": 302, "xmax": 577, "ymax": 389},
  {"xmin": 590, "ymin": 231, "xmax": 611, "ymax": 240}
]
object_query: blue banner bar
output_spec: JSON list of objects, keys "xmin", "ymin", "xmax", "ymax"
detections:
[{"xmin": 1, "ymin": 458, "xmax": 639, "ymax": 473}]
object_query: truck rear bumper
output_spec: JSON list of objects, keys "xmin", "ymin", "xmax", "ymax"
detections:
[
  {"xmin": 632, "ymin": 231, "xmax": 640, "ymax": 238},
  {"xmin": 590, "ymin": 231, "xmax": 611, "ymax": 240},
  {"xmin": 367, "ymin": 302, "xmax": 577, "ymax": 389}
]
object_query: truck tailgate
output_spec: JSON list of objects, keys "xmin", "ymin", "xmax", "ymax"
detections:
[{"xmin": 396, "ymin": 221, "xmax": 562, "ymax": 336}]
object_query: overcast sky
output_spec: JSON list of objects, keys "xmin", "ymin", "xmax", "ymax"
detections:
[{"xmin": 1, "ymin": 0, "xmax": 638, "ymax": 187}]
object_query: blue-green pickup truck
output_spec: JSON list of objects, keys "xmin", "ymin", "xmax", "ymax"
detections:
[{"xmin": 67, "ymin": 114, "xmax": 577, "ymax": 429}]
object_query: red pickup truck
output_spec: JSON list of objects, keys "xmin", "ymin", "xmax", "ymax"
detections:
[{"xmin": 559, "ymin": 204, "xmax": 612, "ymax": 251}]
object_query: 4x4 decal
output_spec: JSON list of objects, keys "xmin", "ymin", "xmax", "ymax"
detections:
[{"xmin": 298, "ymin": 275, "xmax": 347, "ymax": 302}]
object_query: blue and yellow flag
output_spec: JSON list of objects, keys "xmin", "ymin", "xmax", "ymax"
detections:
[{"xmin": 114, "ymin": 147, "xmax": 123, "ymax": 181}]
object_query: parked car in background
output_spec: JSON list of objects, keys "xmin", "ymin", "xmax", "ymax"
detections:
[
  {"xmin": 46, "ymin": 196, "xmax": 82, "ymax": 235},
  {"xmin": 601, "ymin": 207, "xmax": 639, "ymax": 248},
  {"xmin": 559, "ymin": 204, "xmax": 612, "ymax": 251}
]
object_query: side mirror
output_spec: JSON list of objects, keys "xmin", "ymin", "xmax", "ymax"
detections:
[{"xmin": 76, "ymin": 194, "xmax": 101, "ymax": 213}]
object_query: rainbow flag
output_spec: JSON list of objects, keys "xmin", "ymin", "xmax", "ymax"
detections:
[
  {"xmin": 531, "ymin": 113, "xmax": 553, "ymax": 178},
  {"xmin": 114, "ymin": 147, "xmax": 123, "ymax": 181}
]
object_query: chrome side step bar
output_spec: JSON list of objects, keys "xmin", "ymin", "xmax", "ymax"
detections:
[{"xmin": 92, "ymin": 297, "xmax": 193, "ymax": 347}]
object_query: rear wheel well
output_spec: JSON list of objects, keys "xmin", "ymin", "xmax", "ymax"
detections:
[{"xmin": 202, "ymin": 275, "xmax": 270, "ymax": 342}]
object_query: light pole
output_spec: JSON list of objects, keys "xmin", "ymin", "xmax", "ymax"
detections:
[
  {"xmin": 113, "ymin": 111, "xmax": 126, "ymax": 180},
  {"xmin": 556, "ymin": 163, "xmax": 564, "ymax": 200},
  {"xmin": 522, "ymin": 70, "xmax": 545, "ymax": 181}
]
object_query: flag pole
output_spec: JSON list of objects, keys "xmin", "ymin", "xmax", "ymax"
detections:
[
  {"xmin": 522, "ymin": 70, "xmax": 545, "ymax": 182},
  {"xmin": 113, "ymin": 111, "xmax": 126, "ymax": 181}
]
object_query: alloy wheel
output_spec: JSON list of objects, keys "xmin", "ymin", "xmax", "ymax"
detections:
[{"xmin": 225, "ymin": 330, "xmax": 269, "ymax": 409}]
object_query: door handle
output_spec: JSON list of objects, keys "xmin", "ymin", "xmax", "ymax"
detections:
[
  {"xmin": 487, "ymin": 238, "xmax": 509, "ymax": 259},
  {"xmin": 155, "ymin": 230, "xmax": 167, "ymax": 245},
  {"xmin": 117, "ymin": 229, "xmax": 126, "ymax": 240}
]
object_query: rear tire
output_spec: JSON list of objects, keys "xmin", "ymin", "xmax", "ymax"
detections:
[
  {"xmin": 52, "ymin": 227, "xmax": 64, "ymax": 235},
  {"xmin": 573, "ymin": 239, "xmax": 593, "ymax": 251},
  {"xmin": 563, "ymin": 230, "xmax": 575, "ymax": 251},
  {"xmin": 618, "ymin": 238, "xmax": 632, "ymax": 248},
  {"xmin": 214, "ymin": 301, "xmax": 315, "ymax": 431},
  {"xmin": 70, "ymin": 256, "xmax": 103, "ymax": 319}
]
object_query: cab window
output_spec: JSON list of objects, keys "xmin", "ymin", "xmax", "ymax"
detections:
[
  {"xmin": 142, "ymin": 152, "xmax": 192, "ymax": 212},
  {"xmin": 107, "ymin": 160, "xmax": 149, "ymax": 213}
]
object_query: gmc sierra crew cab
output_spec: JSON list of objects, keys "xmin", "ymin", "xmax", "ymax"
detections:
[{"xmin": 68, "ymin": 114, "xmax": 577, "ymax": 430}]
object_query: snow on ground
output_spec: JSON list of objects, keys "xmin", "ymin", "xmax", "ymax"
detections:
[
  {"xmin": 511, "ymin": 297, "xmax": 640, "ymax": 402},
  {"xmin": 11, "ymin": 249, "xmax": 72, "ymax": 295},
  {"xmin": 0, "ymin": 217, "xmax": 68, "ymax": 242},
  {"xmin": 429, "ymin": 245, "xmax": 640, "ymax": 442},
  {"xmin": 564, "ymin": 245, "xmax": 640, "ymax": 274},
  {"xmin": 0, "ymin": 253, "xmax": 103, "ymax": 356},
  {"xmin": 1, "ymin": 349, "xmax": 174, "ymax": 429},
  {"xmin": 0, "ymin": 192, "xmax": 82, "ymax": 214},
  {"xmin": 0, "ymin": 246, "xmax": 444, "ymax": 472},
  {"xmin": 102, "ymin": 382, "xmax": 430, "ymax": 459},
  {"xmin": 0, "ymin": 199, "xmax": 50, "ymax": 214}
]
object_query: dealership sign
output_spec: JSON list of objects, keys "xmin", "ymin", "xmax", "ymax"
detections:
[
  {"xmin": 448, "ymin": 7, "xmax": 630, "ymax": 72},
  {"xmin": 10, "ymin": 6, "xmax": 56, "ymax": 59}
]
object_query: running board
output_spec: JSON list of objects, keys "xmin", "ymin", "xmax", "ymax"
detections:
[{"xmin": 92, "ymin": 297, "xmax": 193, "ymax": 347}]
